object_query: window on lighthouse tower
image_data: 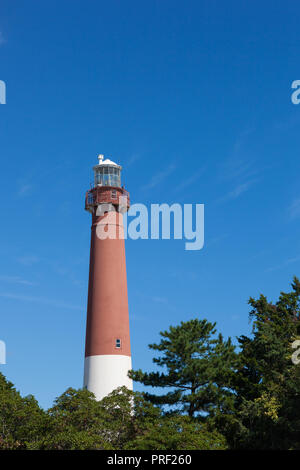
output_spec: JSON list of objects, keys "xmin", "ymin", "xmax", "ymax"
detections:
[{"xmin": 115, "ymin": 338, "xmax": 121, "ymax": 348}]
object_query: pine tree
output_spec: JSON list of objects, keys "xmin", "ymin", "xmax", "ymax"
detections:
[
  {"xmin": 227, "ymin": 276, "xmax": 300, "ymax": 449},
  {"xmin": 129, "ymin": 318, "xmax": 237, "ymax": 418}
]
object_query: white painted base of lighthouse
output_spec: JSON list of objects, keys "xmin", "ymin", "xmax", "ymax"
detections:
[{"xmin": 84, "ymin": 355, "xmax": 133, "ymax": 401}]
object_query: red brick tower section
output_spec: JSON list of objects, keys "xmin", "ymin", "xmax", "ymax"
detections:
[{"xmin": 83, "ymin": 155, "xmax": 132, "ymax": 400}]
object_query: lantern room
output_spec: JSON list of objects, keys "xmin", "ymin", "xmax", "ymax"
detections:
[
  {"xmin": 93, "ymin": 154, "xmax": 122, "ymax": 188},
  {"xmin": 85, "ymin": 154, "xmax": 130, "ymax": 214}
]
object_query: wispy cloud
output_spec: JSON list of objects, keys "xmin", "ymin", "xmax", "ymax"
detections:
[
  {"xmin": 266, "ymin": 254, "xmax": 300, "ymax": 273},
  {"xmin": 18, "ymin": 183, "xmax": 33, "ymax": 197},
  {"xmin": 169, "ymin": 269, "xmax": 197, "ymax": 281},
  {"xmin": 0, "ymin": 275, "xmax": 36, "ymax": 286},
  {"xmin": 217, "ymin": 178, "xmax": 258, "ymax": 204},
  {"xmin": 127, "ymin": 153, "xmax": 141, "ymax": 167},
  {"xmin": 221, "ymin": 156, "xmax": 255, "ymax": 181},
  {"xmin": 17, "ymin": 255, "xmax": 40, "ymax": 266},
  {"xmin": 0, "ymin": 292, "xmax": 82, "ymax": 311},
  {"xmin": 216, "ymin": 128, "xmax": 261, "ymax": 204},
  {"xmin": 220, "ymin": 129, "xmax": 256, "ymax": 181},
  {"xmin": 135, "ymin": 290, "xmax": 178, "ymax": 313},
  {"xmin": 227, "ymin": 179, "xmax": 257, "ymax": 199},
  {"xmin": 149, "ymin": 295, "xmax": 178, "ymax": 313},
  {"xmin": 142, "ymin": 164, "xmax": 176, "ymax": 190},
  {"xmin": 174, "ymin": 167, "xmax": 205, "ymax": 193},
  {"xmin": 205, "ymin": 233, "xmax": 229, "ymax": 248},
  {"xmin": 288, "ymin": 198, "xmax": 300, "ymax": 220},
  {"xmin": 151, "ymin": 296, "xmax": 169, "ymax": 304},
  {"xmin": 16, "ymin": 255, "xmax": 84, "ymax": 288}
]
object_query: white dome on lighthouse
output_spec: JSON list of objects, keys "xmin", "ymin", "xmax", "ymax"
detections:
[{"xmin": 96, "ymin": 154, "xmax": 120, "ymax": 167}]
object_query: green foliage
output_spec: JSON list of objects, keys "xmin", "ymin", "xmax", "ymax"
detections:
[
  {"xmin": 0, "ymin": 373, "xmax": 49, "ymax": 449},
  {"xmin": 2, "ymin": 277, "xmax": 300, "ymax": 449},
  {"xmin": 30, "ymin": 387, "xmax": 112, "ymax": 449},
  {"xmin": 125, "ymin": 416, "xmax": 227, "ymax": 450},
  {"xmin": 225, "ymin": 276, "xmax": 300, "ymax": 449},
  {"xmin": 129, "ymin": 318, "xmax": 237, "ymax": 418},
  {"xmin": 29, "ymin": 385, "xmax": 163, "ymax": 450},
  {"xmin": 0, "ymin": 375, "xmax": 226, "ymax": 450}
]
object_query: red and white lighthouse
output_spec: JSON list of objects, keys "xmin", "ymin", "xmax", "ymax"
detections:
[{"xmin": 83, "ymin": 155, "xmax": 132, "ymax": 400}]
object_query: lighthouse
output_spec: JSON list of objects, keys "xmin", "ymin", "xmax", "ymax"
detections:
[{"xmin": 83, "ymin": 155, "xmax": 132, "ymax": 400}]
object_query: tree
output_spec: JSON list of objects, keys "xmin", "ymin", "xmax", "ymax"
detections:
[
  {"xmin": 129, "ymin": 318, "xmax": 237, "ymax": 418},
  {"xmin": 0, "ymin": 373, "xmax": 48, "ymax": 449},
  {"xmin": 32, "ymin": 386, "xmax": 161, "ymax": 450},
  {"xmin": 226, "ymin": 276, "xmax": 300, "ymax": 449},
  {"xmin": 125, "ymin": 415, "xmax": 227, "ymax": 450},
  {"xmin": 25, "ymin": 383, "xmax": 227, "ymax": 450},
  {"xmin": 30, "ymin": 387, "xmax": 112, "ymax": 450},
  {"xmin": 3, "ymin": 277, "xmax": 300, "ymax": 450}
]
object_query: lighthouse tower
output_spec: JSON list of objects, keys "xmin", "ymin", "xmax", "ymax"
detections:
[{"xmin": 83, "ymin": 155, "xmax": 132, "ymax": 400}]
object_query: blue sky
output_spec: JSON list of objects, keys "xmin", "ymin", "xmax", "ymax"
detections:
[{"xmin": 1, "ymin": 0, "xmax": 300, "ymax": 408}]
